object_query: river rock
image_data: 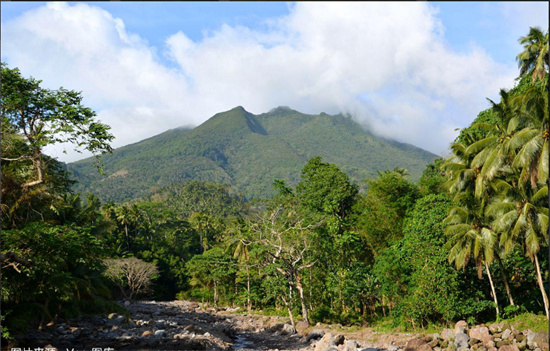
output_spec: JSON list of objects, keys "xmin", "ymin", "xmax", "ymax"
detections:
[
  {"xmin": 532, "ymin": 331, "xmax": 549, "ymax": 350},
  {"xmin": 142, "ymin": 330, "xmax": 152, "ymax": 337},
  {"xmin": 456, "ymin": 321, "xmax": 468, "ymax": 335},
  {"xmin": 470, "ymin": 327, "xmax": 490, "ymax": 341},
  {"xmin": 343, "ymin": 340, "xmax": 359, "ymax": 351},
  {"xmin": 334, "ymin": 334, "xmax": 345, "ymax": 345},
  {"xmin": 499, "ymin": 345, "xmax": 520, "ymax": 351},
  {"xmin": 455, "ymin": 333, "xmax": 470, "ymax": 349},
  {"xmin": 497, "ymin": 340, "xmax": 510, "ymax": 348},
  {"xmin": 307, "ymin": 329, "xmax": 326, "ymax": 342},
  {"xmin": 527, "ymin": 331, "xmax": 536, "ymax": 348},
  {"xmin": 281, "ymin": 323, "xmax": 296, "ymax": 335},
  {"xmin": 107, "ymin": 313, "xmax": 125, "ymax": 326},
  {"xmin": 316, "ymin": 332, "xmax": 337, "ymax": 351},
  {"xmin": 154, "ymin": 329, "xmax": 166, "ymax": 337},
  {"xmin": 405, "ymin": 338, "xmax": 433, "ymax": 351},
  {"xmin": 516, "ymin": 339, "xmax": 527, "ymax": 351},
  {"xmin": 502, "ymin": 330, "xmax": 512, "ymax": 340},
  {"xmin": 442, "ymin": 329, "xmax": 455, "ymax": 341}
]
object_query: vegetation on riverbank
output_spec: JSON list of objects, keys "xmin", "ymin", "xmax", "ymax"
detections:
[{"xmin": 1, "ymin": 27, "xmax": 548, "ymax": 341}]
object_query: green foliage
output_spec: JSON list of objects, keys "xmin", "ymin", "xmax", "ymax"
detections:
[
  {"xmin": 297, "ymin": 156, "xmax": 358, "ymax": 220},
  {"xmin": 2, "ymin": 222, "xmax": 107, "ymax": 332},
  {"xmin": 355, "ymin": 168, "xmax": 420, "ymax": 254}
]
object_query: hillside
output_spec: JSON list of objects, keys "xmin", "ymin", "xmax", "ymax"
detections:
[{"xmin": 68, "ymin": 106, "xmax": 438, "ymax": 202}]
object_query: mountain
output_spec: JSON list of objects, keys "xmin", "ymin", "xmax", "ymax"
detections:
[{"xmin": 68, "ymin": 106, "xmax": 439, "ymax": 202}]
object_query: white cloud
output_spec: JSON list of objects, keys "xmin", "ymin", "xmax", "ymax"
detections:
[{"xmin": 2, "ymin": 2, "xmax": 524, "ymax": 162}]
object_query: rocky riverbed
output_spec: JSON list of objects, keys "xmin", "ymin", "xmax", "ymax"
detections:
[{"xmin": 5, "ymin": 301, "xmax": 549, "ymax": 351}]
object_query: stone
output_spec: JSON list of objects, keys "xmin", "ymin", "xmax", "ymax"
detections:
[
  {"xmin": 442, "ymin": 329, "xmax": 456, "ymax": 341},
  {"xmin": 124, "ymin": 300, "xmax": 131, "ymax": 307},
  {"xmin": 527, "ymin": 331, "xmax": 536, "ymax": 348},
  {"xmin": 295, "ymin": 321, "xmax": 310, "ymax": 333},
  {"xmin": 429, "ymin": 340, "xmax": 440, "ymax": 348},
  {"xmin": 455, "ymin": 333, "xmax": 470, "ymax": 349},
  {"xmin": 497, "ymin": 340, "xmax": 511, "ymax": 348},
  {"xmin": 307, "ymin": 329, "xmax": 326, "ymax": 342},
  {"xmin": 343, "ymin": 340, "xmax": 359, "ymax": 351},
  {"xmin": 516, "ymin": 335, "xmax": 525, "ymax": 343},
  {"xmin": 502, "ymin": 330, "xmax": 513, "ymax": 340},
  {"xmin": 470, "ymin": 328, "xmax": 490, "ymax": 341},
  {"xmin": 470, "ymin": 338, "xmax": 480, "ymax": 346},
  {"xmin": 405, "ymin": 338, "xmax": 434, "ymax": 351},
  {"xmin": 269, "ymin": 323, "xmax": 285, "ymax": 333},
  {"xmin": 499, "ymin": 345, "xmax": 520, "ymax": 351},
  {"xmin": 516, "ymin": 340, "xmax": 527, "ymax": 351},
  {"xmin": 154, "ymin": 330, "xmax": 166, "ymax": 337},
  {"xmin": 334, "ymin": 334, "xmax": 346, "ymax": 345},
  {"xmin": 388, "ymin": 347, "xmax": 399, "ymax": 351},
  {"xmin": 281, "ymin": 323, "xmax": 296, "ymax": 335},
  {"xmin": 532, "ymin": 331, "xmax": 549, "ymax": 351},
  {"xmin": 106, "ymin": 313, "xmax": 125, "ymax": 326},
  {"xmin": 456, "ymin": 321, "xmax": 469, "ymax": 335},
  {"xmin": 316, "ymin": 332, "xmax": 337, "ymax": 351}
]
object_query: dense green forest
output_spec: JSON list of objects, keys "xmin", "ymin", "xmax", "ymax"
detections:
[{"xmin": 1, "ymin": 27, "xmax": 548, "ymax": 340}]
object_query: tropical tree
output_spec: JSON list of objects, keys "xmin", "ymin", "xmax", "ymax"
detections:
[
  {"xmin": 516, "ymin": 26, "xmax": 549, "ymax": 83},
  {"xmin": 444, "ymin": 204, "xmax": 501, "ymax": 317},
  {"xmin": 487, "ymin": 181, "xmax": 549, "ymax": 319}
]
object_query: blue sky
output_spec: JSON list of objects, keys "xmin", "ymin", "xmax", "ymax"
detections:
[{"xmin": 1, "ymin": 2, "xmax": 548, "ymax": 161}]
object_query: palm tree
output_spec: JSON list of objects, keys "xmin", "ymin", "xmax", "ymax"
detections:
[
  {"xmin": 227, "ymin": 218, "xmax": 253, "ymax": 312},
  {"xmin": 487, "ymin": 181, "xmax": 549, "ymax": 319},
  {"xmin": 444, "ymin": 203, "xmax": 501, "ymax": 317},
  {"xmin": 516, "ymin": 27, "xmax": 549, "ymax": 83},
  {"xmin": 510, "ymin": 84, "xmax": 549, "ymax": 189},
  {"xmin": 443, "ymin": 136, "xmax": 516, "ymax": 308}
]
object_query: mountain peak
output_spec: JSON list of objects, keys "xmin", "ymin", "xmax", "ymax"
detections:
[{"xmin": 268, "ymin": 106, "xmax": 295, "ymax": 114}]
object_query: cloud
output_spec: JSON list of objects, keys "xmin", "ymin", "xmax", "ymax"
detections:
[{"xmin": 1, "ymin": 2, "xmax": 523, "ymax": 161}]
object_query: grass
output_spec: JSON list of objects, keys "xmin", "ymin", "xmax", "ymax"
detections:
[{"xmin": 497, "ymin": 312, "xmax": 548, "ymax": 332}]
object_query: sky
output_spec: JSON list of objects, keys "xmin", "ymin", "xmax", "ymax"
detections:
[{"xmin": 1, "ymin": 1, "xmax": 548, "ymax": 162}]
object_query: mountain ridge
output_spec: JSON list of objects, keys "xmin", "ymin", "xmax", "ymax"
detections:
[{"xmin": 68, "ymin": 106, "xmax": 439, "ymax": 202}]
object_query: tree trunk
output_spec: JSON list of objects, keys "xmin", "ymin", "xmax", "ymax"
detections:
[
  {"xmin": 495, "ymin": 253, "xmax": 515, "ymax": 306},
  {"xmin": 125, "ymin": 225, "xmax": 130, "ymax": 251},
  {"xmin": 533, "ymin": 253, "xmax": 550, "ymax": 319},
  {"xmin": 485, "ymin": 260, "xmax": 500, "ymax": 318},
  {"xmin": 246, "ymin": 266, "xmax": 251, "ymax": 313},
  {"xmin": 213, "ymin": 281, "xmax": 218, "ymax": 307},
  {"xmin": 281, "ymin": 295, "xmax": 295, "ymax": 328},
  {"xmin": 295, "ymin": 275, "xmax": 309, "ymax": 324}
]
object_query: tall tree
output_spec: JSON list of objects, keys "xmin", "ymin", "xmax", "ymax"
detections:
[{"xmin": 516, "ymin": 27, "xmax": 549, "ymax": 83}]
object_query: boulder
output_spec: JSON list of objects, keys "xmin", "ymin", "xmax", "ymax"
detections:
[
  {"xmin": 532, "ymin": 331, "xmax": 549, "ymax": 351},
  {"xmin": 269, "ymin": 323, "xmax": 285, "ymax": 333},
  {"xmin": 496, "ymin": 340, "xmax": 511, "ymax": 348},
  {"xmin": 154, "ymin": 330, "xmax": 166, "ymax": 337},
  {"xmin": 499, "ymin": 345, "xmax": 520, "ymax": 351},
  {"xmin": 470, "ymin": 327, "xmax": 490, "ymax": 341},
  {"xmin": 405, "ymin": 338, "xmax": 434, "ymax": 351},
  {"xmin": 455, "ymin": 333, "xmax": 470, "ymax": 349},
  {"xmin": 307, "ymin": 329, "xmax": 326, "ymax": 342},
  {"xmin": 527, "ymin": 331, "xmax": 536, "ymax": 348},
  {"xmin": 334, "ymin": 334, "xmax": 345, "ymax": 345},
  {"xmin": 281, "ymin": 323, "xmax": 296, "ymax": 335},
  {"xmin": 502, "ymin": 330, "xmax": 512, "ymax": 340},
  {"xmin": 456, "ymin": 321, "xmax": 469, "ymax": 335},
  {"xmin": 315, "ymin": 332, "xmax": 337, "ymax": 351},
  {"xmin": 441, "ymin": 329, "xmax": 455, "ymax": 341},
  {"xmin": 343, "ymin": 340, "xmax": 359, "ymax": 351}
]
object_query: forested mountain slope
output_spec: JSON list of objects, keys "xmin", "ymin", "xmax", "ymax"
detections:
[{"xmin": 69, "ymin": 106, "xmax": 438, "ymax": 202}]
